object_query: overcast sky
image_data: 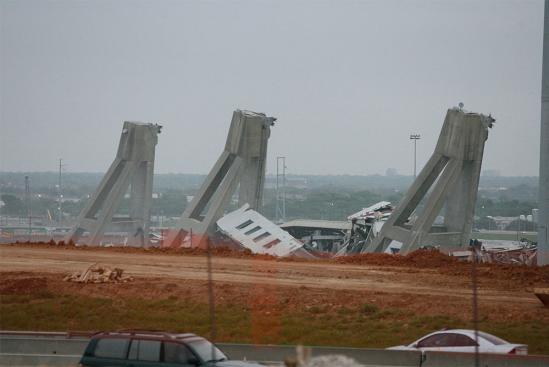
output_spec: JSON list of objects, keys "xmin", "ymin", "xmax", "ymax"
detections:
[{"xmin": 0, "ymin": 0, "xmax": 544, "ymax": 176}]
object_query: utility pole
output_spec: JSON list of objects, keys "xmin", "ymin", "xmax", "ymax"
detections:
[
  {"xmin": 410, "ymin": 134, "xmax": 421, "ymax": 179},
  {"xmin": 25, "ymin": 176, "xmax": 31, "ymax": 241},
  {"xmin": 275, "ymin": 156, "xmax": 287, "ymax": 223}
]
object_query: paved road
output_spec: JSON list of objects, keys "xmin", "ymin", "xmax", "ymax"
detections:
[{"xmin": 1, "ymin": 332, "xmax": 548, "ymax": 367}]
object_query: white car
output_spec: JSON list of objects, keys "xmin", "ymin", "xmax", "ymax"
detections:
[{"xmin": 388, "ymin": 329, "xmax": 527, "ymax": 355}]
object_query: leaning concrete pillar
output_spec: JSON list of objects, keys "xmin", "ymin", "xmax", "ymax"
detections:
[
  {"xmin": 366, "ymin": 108, "xmax": 494, "ymax": 254},
  {"xmin": 66, "ymin": 122, "xmax": 161, "ymax": 247},
  {"xmin": 165, "ymin": 110, "xmax": 275, "ymax": 248}
]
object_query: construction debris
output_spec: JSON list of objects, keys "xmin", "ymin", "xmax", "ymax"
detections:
[
  {"xmin": 450, "ymin": 239, "xmax": 538, "ymax": 266},
  {"xmin": 217, "ymin": 204, "xmax": 315, "ymax": 258},
  {"xmin": 483, "ymin": 247, "xmax": 537, "ymax": 266},
  {"xmin": 218, "ymin": 201, "xmax": 395, "ymax": 258},
  {"xmin": 347, "ymin": 201, "xmax": 393, "ymax": 221},
  {"xmin": 336, "ymin": 201, "xmax": 394, "ymax": 256},
  {"xmin": 63, "ymin": 264, "xmax": 133, "ymax": 283},
  {"xmin": 280, "ymin": 220, "xmax": 350, "ymax": 253}
]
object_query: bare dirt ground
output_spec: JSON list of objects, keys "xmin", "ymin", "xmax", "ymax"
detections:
[
  {"xmin": 1, "ymin": 243, "xmax": 548, "ymax": 352},
  {"xmin": 1, "ymin": 244, "xmax": 547, "ymax": 318}
]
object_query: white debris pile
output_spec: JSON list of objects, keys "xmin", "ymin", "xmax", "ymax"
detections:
[
  {"xmin": 304, "ymin": 355, "xmax": 364, "ymax": 367},
  {"xmin": 347, "ymin": 201, "xmax": 393, "ymax": 221},
  {"xmin": 336, "ymin": 201, "xmax": 395, "ymax": 255},
  {"xmin": 451, "ymin": 240, "xmax": 538, "ymax": 266},
  {"xmin": 63, "ymin": 264, "xmax": 133, "ymax": 283},
  {"xmin": 484, "ymin": 247, "xmax": 537, "ymax": 266}
]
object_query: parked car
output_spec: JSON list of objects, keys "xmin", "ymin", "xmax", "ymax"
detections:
[
  {"xmin": 79, "ymin": 330, "xmax": 265, "ymax": 366},
  {"xmin": 387, "ymin": 329, "xmax": 527, "ymax": 355}
]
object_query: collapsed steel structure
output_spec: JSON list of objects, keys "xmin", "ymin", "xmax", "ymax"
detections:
[
  {"xmin": 66, "ymin": 122, "xmax": 161, "ymax": 246},
  {"xmin": 67, "ymin": 107, "xmax": 495, "ymax": 259},
  {"xmin": 336, "ymin": 201, "xmax": 394, "ymax": 255}
]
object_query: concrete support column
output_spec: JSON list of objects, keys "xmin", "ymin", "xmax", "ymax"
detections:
[
  {"xmin": 66, "ymin": 122, "xmax": 161, "ymax": 247},
  {"xmin": 366, "ymin": 108, "xmax": 493, "ymax": 254},
  {"xmin": 165, "ymin": 110, "xmax": 275, "ymax": 248}
]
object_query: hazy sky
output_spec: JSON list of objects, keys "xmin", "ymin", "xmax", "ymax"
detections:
[{"xmin": 0, "ymin": 0, "xmax": 544, "ymax": 176}]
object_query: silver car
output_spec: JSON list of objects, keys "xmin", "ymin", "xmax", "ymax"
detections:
[{"xmin": 387, "ymin": 329, "xmax": 528, "ymax": 355}]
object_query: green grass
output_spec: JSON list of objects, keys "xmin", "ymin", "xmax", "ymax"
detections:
[{"xmin": 1, "ymin": 292, "xmax": 548, "ymax": 354}]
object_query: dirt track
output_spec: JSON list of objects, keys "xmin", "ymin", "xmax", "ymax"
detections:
[{"xmin": 0, "ymin": 245, "xmax": 543, "ymax": 306}]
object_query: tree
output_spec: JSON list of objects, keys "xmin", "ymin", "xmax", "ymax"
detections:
[
  {"xmin": 475, "ymin": 216, "xmax": 496, "ymax": 230},
  {"xmin": 0, "ymin": 194, "xmax": 24, "ymax": 215}
]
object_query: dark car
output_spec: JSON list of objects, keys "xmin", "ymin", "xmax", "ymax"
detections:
[{"xmin": 79, "ymin": 331, "xmax": 264, "ymax": 367}]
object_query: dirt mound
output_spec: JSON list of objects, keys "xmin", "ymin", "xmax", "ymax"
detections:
[
  {"xmin": 334, "ymin": 249, "xmax": 460, "ymax": 268},
  {"xmin": 0, "ymin": 276, "xmax": 48, "ymax": 295},
  {"xmin": 405, "ymin": 249, "xmax": 461, "ymax": 267},
  {"xmin": 136, "ymin": 245, "xmax": 279, "ymax": 261},
  {"xmin": 481, "ymin": 263, "xmax": 549, "ymax": 285},
  {"xmin": 7, "ymin": 241, "xmax": 279, "ymax": 260}
]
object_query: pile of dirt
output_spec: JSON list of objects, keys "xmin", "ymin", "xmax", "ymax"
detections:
[
  {"xmin": 7, "ymin": 241, "xmax": 278, "ymax": 260},
  {"xmin": 482, "ymin": 263, "xmax": 549, "ymax": 285},
  {"xmin": 334, "ymin": 249, "xmax": 460, "ymax": 268},
  {"xmin": 155, "ymin": 246, "xmax": 278, "ymax": 260}
]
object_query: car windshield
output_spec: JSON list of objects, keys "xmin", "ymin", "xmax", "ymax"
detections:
[
  {"xmin": 478, "ymin": 331, "xmax": 508, "ymax": 345},
  {"xmin": 186, "ymin": 339, "xmax": 228, "ymax": 362}
]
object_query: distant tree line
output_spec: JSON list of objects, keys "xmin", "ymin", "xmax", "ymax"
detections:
[{"xmin": 0, "ymin": 172, "xmax": 540, "ymax": 224}]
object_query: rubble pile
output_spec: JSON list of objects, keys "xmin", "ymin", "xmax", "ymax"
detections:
[
  {"xmin": 64, "ymin": 264, "xmax": 133, "ymax": 283},
  {"xmin": 482, "ymin": 247, "xmax": 537, "ymax": 266}
]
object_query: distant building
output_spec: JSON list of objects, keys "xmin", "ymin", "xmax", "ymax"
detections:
[
  {"xmin": 491, "ymin": 216, "xmax": 517, "ymax": 230},
  {"xmin": 532, "ymin": 209, "xmax": 539, "ymax": 224}
]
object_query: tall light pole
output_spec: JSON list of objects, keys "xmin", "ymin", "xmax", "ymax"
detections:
[
  {"xmin": 57, "ymin": 158, "xmax": 66, "ymax": 225},
  {"xmin": 410, "ymin": 134, "xmax": 421, "ymax": 179},
  {"xmin": 275, "ymin": 156, "xmax": 287, "ymax": 223},
  {"xmin": 539, "ymin": 0, "xmax": 549, "ymax": 265}
]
